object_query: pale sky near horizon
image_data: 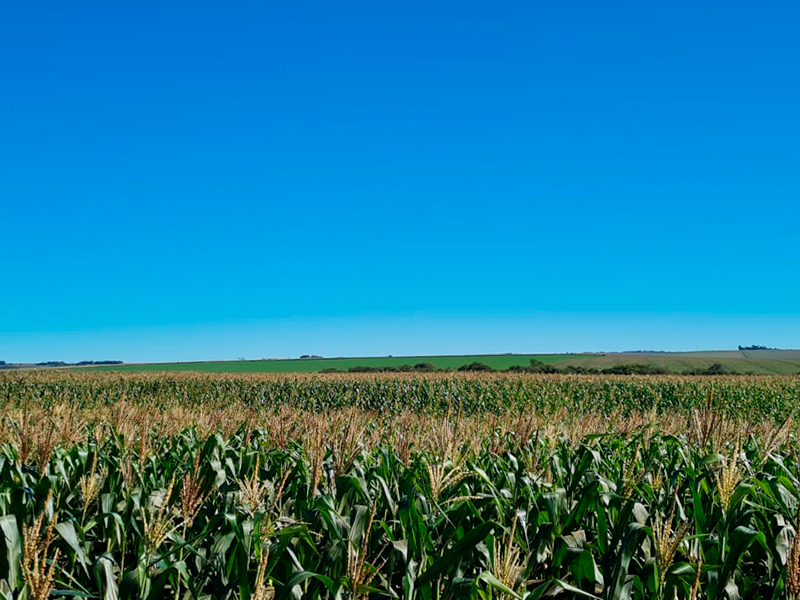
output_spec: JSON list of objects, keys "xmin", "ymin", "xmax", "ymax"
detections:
[{"xmin": 2, "ymin": 1, "xmax": 799, "ymax": 362}]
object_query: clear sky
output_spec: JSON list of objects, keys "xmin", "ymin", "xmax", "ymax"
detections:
[{"xmin": 2, "ymin": 1, "xmax": 799, "ymax": 363}]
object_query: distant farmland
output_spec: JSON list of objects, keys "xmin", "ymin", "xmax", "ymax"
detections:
[
  {"xmin": 86, "ymin": 353, "xmax": 588, "ymax": 373},
  {"xmin": 84, "ymin": 350, "xmax": 800, "ymax": 374},
  {"xmin": 553, "ymin": 350, "xmax": 800, "ymax": 374}
]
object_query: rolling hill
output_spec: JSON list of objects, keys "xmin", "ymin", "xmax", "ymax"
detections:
[{"xmin": 83, "ymin": 350, "xmax": 800, "ymax": 374}]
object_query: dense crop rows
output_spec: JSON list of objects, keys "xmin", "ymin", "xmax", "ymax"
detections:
[
  {"xmin": 2, "ymin": 372, "xmax": 799, "ymax": 418},
  {"xmin": 1, "ymin": 372, "xmax": 800, "ymax": 599}
]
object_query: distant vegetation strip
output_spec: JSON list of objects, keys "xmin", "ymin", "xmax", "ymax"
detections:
[
  {"xmin": 85, "ymin": 353, "xmax": 800, "ymax": 375},
  {"xmin": 552, "ymin": 354, "xmax": 800, "ymax": 375},
  {"xmin": 0, "ymin": 360, "xmax": 122, "ymax": 369},
  {"xmin": 85, "ymin": 353, "xmax": 587, "ymax": 373},
  {"xmin": 334, "ymin": 360, "xmax": 729, "ymax": 375}
]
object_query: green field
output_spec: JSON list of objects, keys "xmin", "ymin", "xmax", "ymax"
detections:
[
  {"xmin": 86, "ymin": 353, "xmax": 589, "ymax": 373},
  {"xmin": 84, "ymin": 349, "xmax": 800, "ymax": 374}
]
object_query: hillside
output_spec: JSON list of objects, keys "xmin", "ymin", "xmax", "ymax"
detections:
[
  {"xmin": 83, "ymin": 350, "xmax": 800, "ymax": 374},
  {"xmin": 85, "ymin": 353, "xmax": 587, "ymax": 373},
  {"xmin": 554, "ymin": 350, "xmax": 800, "ymax": 374}
]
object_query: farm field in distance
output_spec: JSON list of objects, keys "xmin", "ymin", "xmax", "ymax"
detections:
[
  {"xmin": 83, "ymin": 352, "xmax": 590, "ymax": 373},
  {"xmin": 81, "ymin": 349, "xmax": 800, "ymax": 374},
  {"xmin": 2, "ymin": 370, "xmax": 800, "ymax": 599},
  {"xmin": 554, "ymin": 349, "xmax": 800, "ymax": 374}
]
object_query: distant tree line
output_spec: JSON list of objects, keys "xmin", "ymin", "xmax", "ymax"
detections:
[
  {"xmin": 560, "ymin": 364, "xmax": 670, "ymax": 375},
  {"xmin": 738, "ymin": 345, "xmax": 776, "ymax": 351},
  {"xmin": 317, "ymin": 359, "xmax": 738, "ymax": 376},
  {"xmin": 324, "ymin": 363, "xmax": 439, "ymax": 373},
  {"xmin": 685, "ymin": 363, "xmax": 728, "ymax": 375},
  {"xmin": 75, "ymin": 360, "xmax": 124, "ymax": 365},
  {"xmin": 34, "ymin": 360, "xmax": 123, "ymax": 367}
]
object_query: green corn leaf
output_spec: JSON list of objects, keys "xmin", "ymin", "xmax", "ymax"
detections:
[
  {"xmin": 0, "ymin": 515, "xmax": 20, "ymax": 591},
  {"xmin": 56, "ymin": 521, "xmax": 91, "ymax": 576},
  {"xmin": 417, "ymin": 521, "xmax": 496, "ymax": 587},
  {"xmin": 476, "ymin": 571, "xmax": 522, "ymax": 599}
]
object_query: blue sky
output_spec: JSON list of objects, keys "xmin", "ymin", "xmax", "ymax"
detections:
[{"xmin": 2, "ymin": 1, "xmax": 799, "ymax": 362}]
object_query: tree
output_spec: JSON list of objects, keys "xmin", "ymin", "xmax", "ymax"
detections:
[{"xmin": 457, "ymin": 362, "xmax": 494, "ymax": 372}]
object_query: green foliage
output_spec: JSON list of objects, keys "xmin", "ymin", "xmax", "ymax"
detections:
[
  {"xmin": 685, "ymin": 363, "xmax": 728, "ymax": 376},
  {"xmin": 86, "ymin": 354, "xmax": 583, "ymax": 373},
  {"xmin": 3, "ymin": 371, "xmax": 800, "ymax": 420},
  {"xmin": 1, "ymin": 411, "xmax": 797, "ymax": 599},
  {"xmin": 1, "ymin": 372, "xmax": 800, "ymax": 598},
  {"xmin": 600, "ymin": 364, "xmax": 671, "ymax": 375},
  {"xmin": 457, "ymin": 362, "xmax": 495, "ymax": 372}
]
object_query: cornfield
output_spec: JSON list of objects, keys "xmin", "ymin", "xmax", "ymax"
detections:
[{"xmin": 1, "ymin": 372, "xmax": 799, "ymax": 599}]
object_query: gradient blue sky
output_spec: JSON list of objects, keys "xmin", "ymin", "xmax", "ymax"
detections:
[{"xmin": 2, "ymin": 1, "xmax": 799, "ymax": 363}]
